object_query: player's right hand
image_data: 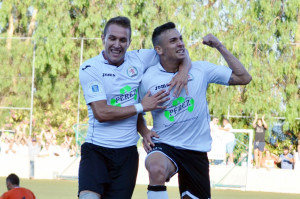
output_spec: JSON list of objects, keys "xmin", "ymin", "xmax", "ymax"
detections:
[{"xmin": 141, "ymin": 90, "xmax": 170, "ymax": 112}]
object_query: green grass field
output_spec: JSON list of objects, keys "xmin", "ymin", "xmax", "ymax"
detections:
[{"xmin": 0, "ymin": 178, "xmax": 299, "ymax": 199}]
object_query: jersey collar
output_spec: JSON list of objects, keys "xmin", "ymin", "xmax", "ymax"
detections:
[
  {"xmin": 158, "ymin": 63, "xmax": 178, "ymax": 74},
  {"xmin": 98, "ymin": 50, "xmax": 127, "ymax": 67}
]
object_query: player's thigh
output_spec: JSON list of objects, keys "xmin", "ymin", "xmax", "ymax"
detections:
[
  {"xmin": 145, "ymin": 151, "xmax": 176, "ymax": 177},
  {"xmin": 78, "ymin": 143, "xmax": 109, "ymax": 196},
  {"xmin": 178, "ymin": 151, "xmax": 210, "ymax": 199},
  {"xmin": 104, "ymin": 146, "xmax": 139, "ymax": 199}
]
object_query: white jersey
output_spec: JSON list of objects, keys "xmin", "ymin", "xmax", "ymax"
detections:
[
  {"xmin": 140, "ymin": 61, "xmax": 232, "ymax": 152},
  {"xmin": 79, "ymin": 49, "xmax": 159, "ymax": 148}
]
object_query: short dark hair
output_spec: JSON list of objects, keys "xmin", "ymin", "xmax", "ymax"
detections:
[
  {"xmin": 6, "ymin": 173, "xmax": 19, "ymax": 186},
  {"xmin": 103, "ymin": 16, "xmax": 131, "ymax": 38},
  {"xmin": 283, "ymin": 146, "xmax": 289, "ymax": 150},
  {"xmin": 152, "ymin": 22, "xmax": 176, "ymax": 46}
]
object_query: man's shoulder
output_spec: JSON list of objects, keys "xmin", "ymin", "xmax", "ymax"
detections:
[{"xmin": 80, "ymin": 55, "xmax": 101, "ymax": 70}]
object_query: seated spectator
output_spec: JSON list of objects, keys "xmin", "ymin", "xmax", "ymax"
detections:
[
  {"xmin": 294, "ymin": 144, "xmax": 300, "ymax": 171},
  {"xmin": 0, "ymin": 173, "xmax": 35, "ymax": 199},
  {"xmin": 219, "ymin": 118, "xmax": 236, "ymax": 165},
  {"xmin": 275, "ymin": 146, "xmax": 294, "ymax": 169},
  {"xmin": 260, "ymin": 150, "xmax": 277, "ymax": 170}
]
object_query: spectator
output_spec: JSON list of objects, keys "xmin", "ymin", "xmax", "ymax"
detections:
[
  {"xmin": 260, "ymin": 150, "xmax": 277, "ymax": 170},
  {"xmin": 0, "ymin": 132, "xmax": 10, "ymax": 156},
  {"xmin": 39, "ymin": 142, "xmax": 54, "ymax": 158},
  {"xmin": 275, "ymin": 146, "xmax": 294, "ymax": 170},
  {"xmin": 294, "ymin": 144, "xmax": 300, "ymax": 171},
  {"xmin": 15, "ymin": 137, "xmax": 28, "ymax": 156},
  {"xmin": 210, "ymin": 117, "xmax": 219, "ymax": 134},
  {"xmin": 26, "ymin": 137, "xmax": 41, "ymax": 179},
  {"xmin": 0, "ymin": 173, "xmax": 35, "ymax": 199},
  {"xmin": 252, "ymin": 113, "xmax": 268, "ymax": 168},
  {"xmin": 219, "ymin": 118, "xmax": 236, "ymax": 165},
  {"xmin": 5, "ymin": 139, "xmax": 17, "ymax": 155}
]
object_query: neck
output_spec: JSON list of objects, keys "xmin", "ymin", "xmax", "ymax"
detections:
[{"xmin": 160, "ymin": 57, "xmax": 180, "ymax": 73}]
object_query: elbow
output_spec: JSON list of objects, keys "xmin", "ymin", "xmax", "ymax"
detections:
[
  {"xmin": 94, "ymin": 112, "xmax": 110, "ymax": 123},
  {"xmin": 241, "ymin": 74, "xmax": 252, "ymax": 85}
]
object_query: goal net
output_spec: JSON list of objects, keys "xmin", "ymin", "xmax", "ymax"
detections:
[{"xmin": 208, "ymin": 129, "xmax": 253, "ymax": 190}]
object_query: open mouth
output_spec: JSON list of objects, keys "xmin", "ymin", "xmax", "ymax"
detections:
[
  {"xmin": 111, "ymin": 49, "xmax": 122, "ymax": 56},
  {"xmin": 176, "ymin": 49, "xmax": 185, "ymax": 54}
]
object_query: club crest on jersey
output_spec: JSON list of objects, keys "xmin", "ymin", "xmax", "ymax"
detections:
[{"xmin": 127, "ymin": 66, "xmax": 138, "ymax": 78}]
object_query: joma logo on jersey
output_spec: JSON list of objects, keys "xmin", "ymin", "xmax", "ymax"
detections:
[
  {"xmin": 164, "ymin": 97, "xmax": 195, "ymax": 122},
  {"xmin": 127, "ymin": 66, "xmax": 138, "ymax": 78},
  {"xmin": 155, "ymin": 84, "xmax": 169, "ymax": 90},
  {"xmin": 102, "ymin": 73, "xmax": 115, "ymax": 77},
  {"xmin": 110, "ymin": 85, "xmax": 138, "ymax": 107}
]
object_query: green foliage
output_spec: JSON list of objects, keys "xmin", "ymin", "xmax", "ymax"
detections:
[{"xmin": 0, "ymin": 0, "xmax": 299, "ymax": 148}]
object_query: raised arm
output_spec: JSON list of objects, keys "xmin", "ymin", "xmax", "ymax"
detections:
[
  {"xmin": 91, "ymin": 90, "xmax": 169, "ymax": 122},
  {"xmin": 202, "ymin": 34, "xmax": 252, "ymax": 85},
  {"xmin": 252, "ymin": 113, "xmax": 258, "ymax": 128},
  {"xmin": 262, "ymin": 115, "xmax": 268, "ymax": 129}
]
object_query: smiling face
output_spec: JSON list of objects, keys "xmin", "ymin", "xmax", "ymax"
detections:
[
  {"xmin": 101, "ymin": 24, "xmax": 131, "ymax": 66},
  {"xmin": 155, "ymin": 28, "xmax": 185, "ymax": 63}
]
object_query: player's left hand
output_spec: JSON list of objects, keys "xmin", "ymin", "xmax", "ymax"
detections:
[
  {"xmin": 142, "ymin": 130, "xmax": 159, "ymax": 153},
  {"xmin": 202, "ymin": 33, "xmax": 222, "ymax": 49}
]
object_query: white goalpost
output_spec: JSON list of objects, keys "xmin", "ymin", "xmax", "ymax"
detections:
[{"xmin": 209, "ymin": 129, "xmax": 253, "ymax": 190}]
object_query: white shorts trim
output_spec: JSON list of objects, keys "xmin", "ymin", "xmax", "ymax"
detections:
[
  {"xmin": 181, "ymin": 191, "xmax": 200, "ymax": 199},
  {"xmin": 145, "ymin": 150, "xmax": 179, "ymax": 180}
]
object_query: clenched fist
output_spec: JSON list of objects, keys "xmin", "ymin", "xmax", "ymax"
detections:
[{"xmin": 202, "ymin": 33, "xmax": 222, "ymax": 49}]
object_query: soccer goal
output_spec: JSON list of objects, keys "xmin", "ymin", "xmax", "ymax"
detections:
[{"xmin": 209, "ymin": 129, "xmax": 253, "ymax": 190}]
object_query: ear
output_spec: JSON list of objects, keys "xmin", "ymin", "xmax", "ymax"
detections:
[
  {"xmin": 101, "ymin": 34, "xmax": 105, "ymax": 44},
  {"xmin": 127, "ymin": 39, "xmax": 131, "ymax": 48},
  {"xmin": 154, "ymin": 45, "xmax": 163, "ymax": 55}
]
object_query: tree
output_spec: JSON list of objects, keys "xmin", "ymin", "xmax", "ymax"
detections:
[{"xmin": 0, "ymin": 0, "xmax": 299, "ymax": 146}]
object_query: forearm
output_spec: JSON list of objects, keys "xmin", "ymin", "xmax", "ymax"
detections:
[
  {"xmin": 92, "ymin": 103, "xmax": 138, "ymax": 122},
  {"xmin": 178, "ymin": 49, "xmax": 191, "ymax": 73},
  {"xmin": 216, "ymin": 44, "xmax": 252, "ymax": 85},
  {"xmin": 262, "ymin": 120, "xmax": 268, "ymax": 128},
  {"xmin": 137, "ymin": 114, "xmax": 149, "ymax": 136}
]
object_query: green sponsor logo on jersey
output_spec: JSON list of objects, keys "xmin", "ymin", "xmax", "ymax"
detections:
[
  {"xmin": 110, "ymin": 85, "xmax": 138, "ymax": 107},
  {"xmin": 164, "ymin": 96, "xmax": 194, "ymax": 122}
]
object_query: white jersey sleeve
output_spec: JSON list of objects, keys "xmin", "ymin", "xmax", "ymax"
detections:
[
  {"xmin": 131, "ymin": 49, "xmax": 160, "ymax": 72},
  {"xmin": 197, "ymin": 61, "xmax": 232, "ymax": 85},
  {"xmin": 79, "ymin": 59, "xmax": 107, "ymax": 104}
]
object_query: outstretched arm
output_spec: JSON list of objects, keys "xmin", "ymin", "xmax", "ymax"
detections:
[
  {"xmin": 91, "ymin": 90, "xmax": 169, "ymax": 122},
  {"xmin": 202, "ymin": 34, "xmax": 252, "ymax": 85}
]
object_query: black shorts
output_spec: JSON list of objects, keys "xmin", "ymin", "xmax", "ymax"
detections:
[
  {"xmin": 149, "ymin": 143, "xmax": 210, "ymax": 199},
  {"xmin": 254, "ymin": 141, "xmax": 265, "ymax": 152},
  {"xmin": 78, "ymin": 142, "xmax": 139, "ymax": 199}
]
